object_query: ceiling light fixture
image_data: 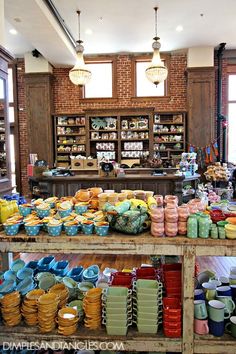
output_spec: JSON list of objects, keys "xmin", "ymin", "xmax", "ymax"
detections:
[
  {"xmin": 145, "ymin": 7, "xmax": 168, "ymax": 86},
  {"xmin": 9, "ymin": 28, "xmax": 18, "ymax": 35},
  {"xmin": 69, "ymin": 10, "xmax": 92, "ymax": 86}
]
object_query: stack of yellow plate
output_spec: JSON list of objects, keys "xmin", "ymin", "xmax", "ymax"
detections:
[
  {"xmin": 225, "ymin": 223, "xmax": 236, "ymax": 239},
  {"xmin": 0, "ymin": 291, "xmax": 21, "ymax": 326},
  {"xmin": 49, "ymin": 283, "xmax": 69, "ymax": 308},
  {"xmin": 37, "ymin": 293, "xmax": 59, "ymax": 333},
  {"xmin": 83, "ymin": 288, "xmax": 102, "ymax": 330},
  {"xmin": 57, "ymin": 307, "xmax": 79, "ymax": 336},
  {"xmin": 21, "ymin": 289, "xmax": 45, "ymax": 326}
]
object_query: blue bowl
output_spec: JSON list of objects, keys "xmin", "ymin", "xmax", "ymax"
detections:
[
  {"xmin": 4, "ymin": 223, "xmax": 20, "ymax": 236},
  {"xmin": 16, "ymin": 277, "xmax": 35, "ymax": 295},
  {"xmin": 58, "ymin": 208, "xmax": 72, "ymax": 218},
  {"xmin": 25, "ymin": 224, "xmax": 41, "ymax": 236},
  {"xmin": 47, "ymin": 224, "xmax": 62, "ymax": 237},
  {"xmin": 36, "ymin": 207, "xmax": 50, "ymax": 218},
  {"xmin": 25, "ymin": 260, "xmax": 38, "ymax": 270},
  {"xmin": 82, "ymin": 265, "xmax": 99, "ymax": 283},
  {"xmin": 52, "ymin": 260, "xmax": 69, "ymax": 276},
  {"xmin": 17, "ymin": 267, "xmax": 34, "ymax": 280},
  {"xmin": 66, "ymin": 266, "xmax": 84, "ymax": 282},
  {"xmin": 19, "ymin": 205, "xmax": 32, "ymax": 217},
  {"xmin": 37, "ymin": 255, "xmax": 55, "ymax": 272},
  {"xmin": 11, "ymin": 259, "xmax": 25, "ymax": 273},
  {"xmin": 95, "ymin": 224, "xmax": 109, "ymax": 236},
  {"xmin": 0, "ymin": 279, "xmax": 16, "ymax": 294},
  {"xmin": 3, "ymin": 270, "xmax": 17, "ymax": 282},
  {"xmin": 81, "ymin": 222, "xmax": 94, "ymax": 235},
  {"xmin": 64, "ymin": 223, "xmax": 79, "ymax": 236},
  {"xmin": 75, "ymin": 205, "xmax": 88, "ymax": 215}
]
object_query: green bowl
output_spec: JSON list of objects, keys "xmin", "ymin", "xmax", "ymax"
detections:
[
  {"xmin": 106, "ymin": 325, "xmax": 128, "ymax": 336},
  {"xmin": 217, "ymin": 221, "xmax": 229, "ymax": 227}
]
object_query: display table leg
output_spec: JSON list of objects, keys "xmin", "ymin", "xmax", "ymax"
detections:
[
  {"xmin": 182, "ymin": 245, "xmax": 196, "ymax": 354},
  {"xmin": 1, "ymin": 252, "xmax": 13, "ymax": 270}
]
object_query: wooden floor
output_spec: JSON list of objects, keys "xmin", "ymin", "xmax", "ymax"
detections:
[{"xmin": 18, "ymin": 252, "xmax": 236, "ymax": 276}]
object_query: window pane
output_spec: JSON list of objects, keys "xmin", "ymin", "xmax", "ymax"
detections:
[
  {"xmin": 9, "ymin": 106, "xmax": 15, "ymax": 123},
  {"xmin": 228, "ymin": 103, "xmax": 236, "ymax": 163},
  {"xmin": 8, "ymin": 68, "xmax": 14, "ymax": 103},
  {"xmin": 84, "ymin": 63, "xmax": 112, "ymax": 98},
  {"xmin": 136, "ymin": 61, "xmax": 165, "ymax": 97}
]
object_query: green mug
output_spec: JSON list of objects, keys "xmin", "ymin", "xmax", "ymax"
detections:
[
  {"xmin": 225, "ymin": 316, "xmax": 236, "ymax": 338},
  {"xmin": 229, "ymin": 275, "xmax": 236, "ymax": 285},
  {"xmin": 194, "ymin": 300, "xmax": 208, "ymax": 319},
  {"xmin": 216, "ymin": 296, "xmax": 235, "ymax": 314},
  {"xmin": 208, "ymin": 300, "xmax": 230, "ymax": 322}
]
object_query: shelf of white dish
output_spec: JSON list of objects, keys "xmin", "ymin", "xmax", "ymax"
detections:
[{"xmin": 0, "ymin": 325, "xmax": 182, "ymax": 352}]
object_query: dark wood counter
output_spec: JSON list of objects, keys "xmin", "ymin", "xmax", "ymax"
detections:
[{"xmin": 29, "ymin": 173, "xmax": 200, "ymax": 203}]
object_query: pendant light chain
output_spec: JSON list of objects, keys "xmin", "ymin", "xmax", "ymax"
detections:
[
  {"xmin": 154, "ymin": 7, "xmax": 158, "ymax": 39},
  {"xmin": 77, "ymin": 10, "xmax": 81, "ymax": 43}
]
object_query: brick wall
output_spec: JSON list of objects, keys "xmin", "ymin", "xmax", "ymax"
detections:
[{"xmin": 17, "ymin": 53, "xmax": 187, "ymax": 195}]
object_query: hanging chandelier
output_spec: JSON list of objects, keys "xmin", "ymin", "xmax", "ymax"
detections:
[
  {"xmin": 145, "ymin": 7, "xmax": 168, "ymax": 86},
  {"xmin": 69, "ymin": 10, "xmax": 92, "ymax": 86}
]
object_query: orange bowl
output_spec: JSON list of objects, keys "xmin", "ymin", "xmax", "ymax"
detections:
[{"xmin": 226, "ymin": 217, "xmax": 236, "ymax": 225}]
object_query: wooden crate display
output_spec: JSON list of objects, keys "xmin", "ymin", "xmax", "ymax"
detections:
[
  {"xmin": 70, "ymin": 159, "xmax": 84, "ymax": 170},
  {"xmin": 84, "ymin": 159, "xmax": 98, "ymax": 170}
]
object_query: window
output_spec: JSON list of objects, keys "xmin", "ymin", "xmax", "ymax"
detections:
[
  {"xmin": 228, "ymin": 72, "xmax": 236, "ymax": 163},
  {"xmin": 82, "ymin": 58, "xmax": 116, "ymax": 99},
  {"xmin": 132, "ymin": 55, "xmax": 170, "ymax": 98}
]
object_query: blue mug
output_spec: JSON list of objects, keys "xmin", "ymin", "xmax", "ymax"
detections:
[
  {"xmin": 208, "ymin": 318, "xmax": 225, "ymax": 337},
  {"xmin": 230, "ymin": 285, "xmax": 236, "ymax": 300},
  {"xmin": 194, "ymin": 289, "xmax": 205, "ymax": 301},
  {"xmin": 216, "ymin": 286, "xmax": 232, "ymax": 297}
]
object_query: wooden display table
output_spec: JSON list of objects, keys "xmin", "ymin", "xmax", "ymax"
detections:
[{"xmin": 0, "ymin": 232, "xmax": 236, "ymax": 353}]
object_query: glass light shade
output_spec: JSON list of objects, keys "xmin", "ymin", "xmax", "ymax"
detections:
[
  {"xmin": 69, "ymin": 52, "xmax": 92, "ymax": 86},
  {"xmin": 145, "ymin": 48, "xmax": 168, "ymax": 86}
]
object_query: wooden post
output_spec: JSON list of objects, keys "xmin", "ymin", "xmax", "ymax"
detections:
[{"xmin": 182, "ymin": 245, "xmax": 196, "ymax": 354}]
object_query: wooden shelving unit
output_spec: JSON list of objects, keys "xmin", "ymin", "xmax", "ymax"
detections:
[
  {"xmin": 0, "ymin": 111, "xmax": 7, "ymax": 177},
  {"xmin": 53, "ymin": 110, "xmax": 186, "ymax": 167},
  {"xmin": 0, "ymin": 233, "xmax": 236, "ymax": 353},
  {"xmin": 53, "ymin": 115, "xmax": 87, "ymax": 168}
]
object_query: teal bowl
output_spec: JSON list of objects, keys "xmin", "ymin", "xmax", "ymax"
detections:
[
  {"xmin": 19, "ymin": 205, "xmax": 32, "ymax": 217},
  {"xmin": 64, "ymin": 224, "xmax": 79, "ymax": 236},
  {"xmin": 75, "ymin": 205, "xmax": 88, "ymax": 215},
  {"xmin": 4, "ymin": 223, "xmax": 20, "ymax": 236},
  {"xmin": 58, "ymin": 208, "xmax": 72, "ymax": 218},
  {"xmin": 95, "ymin": 224, "xmax": 109, "ymax": 236},
  {"xmin": 36, "ymin": 208, "xmax": 50, "ymax": 218},
  {"xmin": 47, "ymin": 224, "xmax": 62, "ymax": 237},
  {"xmin": 25, "ymin": 224, "xmax": 41, "ymax": 236},
  {"xmin": 82, "ymin": 223, "xmax": 94, "ymax": 235}
]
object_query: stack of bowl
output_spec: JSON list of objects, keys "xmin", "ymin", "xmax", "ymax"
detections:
[
  {"xmin": 102, "ymin": 286, "xmax": 132, "ymax": 335},
  {"xmin": 66, "ymin": 266, "xmax": 84, "ymax": 282},
  {"xmin": 83, "ymin": 288, "xmax": 102, "ymax": 330},
  {"xmin": 21, "ymin": 289, "xmax": 45, "ymax": 325},
  {"xmin": 163, "ymin": 263, "xmax": 182, "ymax": 298},
  {"xmin": 49, "ymin": 283, "xmax": 69, "ymax": 308},
  {"xmin": 225, "ymin": 218, "xmax": 236, "ymax": 239},
  {"xmin": 0, "ymin": 291, "xmax": 21, "ymax": 326},
  {"xmin": 37, "ymin": 293, "xmax": 59, "ymax": 333},
  {"xmin": 82, "ymin": 265, "xmax": 99, "ymax": 284},
  {"xmin": 57, "ymin": 307, "xmax": 79, "ymax": 336},
  {"xmin": 163, "ymin": 297, "xmax": 182, "ymax": 337},
  {"xmin": 132, "ymin": 279, "xmax": 163, "ymax": 334}
]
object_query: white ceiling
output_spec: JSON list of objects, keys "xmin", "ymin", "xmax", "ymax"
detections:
[{"xmin": 3, "ymin": 0, "xmax": 236, "ymax": 66}]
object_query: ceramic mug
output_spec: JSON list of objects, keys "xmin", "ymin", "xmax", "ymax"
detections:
[
  {"xmin": 209, "ymin": 279, "xmax": 222, "ymax": 287},
  {"xmin": 194, "ymin": 318, "xmax": 209, "ymax": 335},
  {"xmin": 230, "ymin": 285, "xmax": 236, "ymax": 300},
  {"xmin": 219, "ymin": 276, "xmax": 229, "ymax": 286},
  {"xmin": 225, "ymin": 316, "xmax": 236, "ymax": 338},
  {"xmin": 216, "ymin": 286, "xmax": 232, "ymax": 297},
  {"xmin": 216, "ymin": 295, "xmax": 235, "ymax": 315},
  {"xmin": 230, "ymin": 267, "xmax": 236, "ymax": 275},
  {"xmin": 208, "ymin": 300, "xmax": 230, "ymax": 322},
  {"xmin": 229, "ymin": 275, "xmax": 236, "ymax": 285},
  {"xmin": 202, "ymin": 282, "xmax": 216, "ymax": 301},
  {"xmin": 208, "ymin": 318, "xmax": 225, "ymax": 337},
  {"xmin": 194, "ymin": 300, "xmax": 208, "ymax": 320},
  {"xmin": 194, "ymin": 289, "xmax": 205, "ymax": 301}
]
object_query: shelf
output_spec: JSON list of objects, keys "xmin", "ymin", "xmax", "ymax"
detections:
[
  {"xmin": 121, "ymin": 139, "xmax": 149, "ymax": 141},
  {"xmin": 122, "ymin": 129, "xmax": 149, "ymax": 132},
  {"xmin": 57, "ymin": 151, "xmax": 86, "ymax": 154},
  {"xmin": 90, "ymin": 139, "xmax": 118, "ymax": 142},
  {"xmin": 1, "ymin": 232, "xmax": 236, "ymax": 256},
  {"xmin": 57, "ymin": 134, "xmax": 86, "ymax": 136},
  {"xmin": 89, "ymin": 129, "xmax": 117, "ymax": 133},
  {"xmin": 57, "ymin": 143, "xmax": 85, "ymax": 146},
  {"xmin": 0, "ymin": 325, "xmax": 182, "ymax": 352},
  {"xmin": 154, "ymin": 141, "xmax": 184, "ymax": 144},
  {"xmin": 153, "ymin": 131, "xmax": 184, "ymax": 135},
  {"xmin": 57, "ymin": 124, "xmax": 85, "ymax": 127},
  {"xmin": 154, "ymin": 122, "xmax": 184, "ymax": 125}
]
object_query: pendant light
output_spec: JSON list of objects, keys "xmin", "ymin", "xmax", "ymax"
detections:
[
  {"xmin": 69, "ymin": 10, "xmax": 92, "ymax": 86},
  {"xmin": 145, "ymin": 7, "xmax": 168, "ymax": 86}
]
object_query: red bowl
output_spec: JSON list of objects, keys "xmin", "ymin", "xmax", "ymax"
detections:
[
  {"xmin": 135, "ymin": 267, "xmax": 157, "ymax": 277},
  {"xmin": 163, "ymin": 313, "xmax": 182, "ymax": 322},
  {"xmin": 163, "ymin": 297, "xmax": 181, "ymax": 309},
  {"xmin": 162, "ymin": 264, "xmax": 182, "ymax": 272},
  {"xmin": 163, "ymin": 320, "xmax": 182, "ymax": 329},
  {"xmin": 111, "ymin": 278, "xmax": 132, "ymax": 288},
  {"xmin": 164, "ymin": 308, "xmax": 182, "ymax": 316},
  {"xmin": 165, "ymin": 279, "xmax": 182, "ymax": 287},
  {"xmin": 164, "ymin": 328, "xmax": 182, "ymax": 338}
]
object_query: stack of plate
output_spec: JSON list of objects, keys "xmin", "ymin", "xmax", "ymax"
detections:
[
  {"xmin": 57, "ymin": 307, "xmax": 79, "ymax": 336},
  {"xmin": 0, "ymin": 291, "xmax": 21, "ymax": 326},
  {"xmin": 225, "ymin": 223, "xmax": 236, "ymax": 239},
  {"xmin": 37, "ymin": 293, "xmax": 59, "ymax": 333},
  {"xmin": 102, "ymin": 286, "xmax": 132, "ymax": 336},
  {"xmin": 83, "ymin": 288, "xmax": 102, "ymax": 330},
  {"xmin": 21, "ymin": 289, "xmax": 45, "ymax": 325},
  {"xmin": 49, "ymin": 283, "xmax": 69, "ymax": 308},
  {"xmin": 133, "ymin": 279, "xmax": 163, "ymax": 334}
]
